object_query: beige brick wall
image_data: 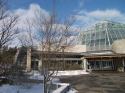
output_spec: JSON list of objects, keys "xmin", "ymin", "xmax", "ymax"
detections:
[
  {"xmin": 64, "ymin": 45, "xmax": 86, "ymax": 53},
  {"xmin": 112, "ymin": 39, "xmax": 125, "ymax": 54}
]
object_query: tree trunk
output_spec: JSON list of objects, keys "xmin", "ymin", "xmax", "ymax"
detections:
[
  {"xmin": 44, "ymin": 79, "xmax": 48, "ymax": 93},
  {"xmin": 0, "ymin": 45, "xmax": 3, "ymax": 54}
]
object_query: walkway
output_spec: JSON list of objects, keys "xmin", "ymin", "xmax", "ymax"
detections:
[{"xmin": 60, "ymin": 72, "xmax": 125, "ymax": 93}]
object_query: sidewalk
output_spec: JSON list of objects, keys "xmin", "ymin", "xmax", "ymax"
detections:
[{"xmin": 60, "ymin": 72, "xmax": 125, "ymax": 93}]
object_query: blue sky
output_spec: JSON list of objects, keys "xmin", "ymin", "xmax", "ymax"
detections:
[
  {"xmin": 7, "ymin": 0, "xmax": 125, "ymax": 29},
  {"xmin": 8, "ymin": 0, "xmax": 125, "ymax": 19}
]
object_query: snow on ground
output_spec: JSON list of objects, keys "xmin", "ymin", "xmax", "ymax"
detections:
[
  {"xmin": 52, "ymin": 83, "xmax": 69, "ymax": 93},
  {"xmin": 52, "ymin": 83, "xmax": 78, "ymax": 93},
  {"xmin": 28, "ymin": 70, "xmax": 89, "ymax": 80},
  {"xmin": 0, "ymin": 70, "xmax": 88, "ymax": 93},
  {"xmin": 28, "ymin": 71, "xmax": 44, "ymax": 80},
  {"xmin": 0, "ymin": 84, "xmax": 43, "ymax": 93},
  {"xmin": 67, "ymin": 89, "xmax": 78, "ymax": 93},
  {"xmin": 67, "ymin": 88, "xmax": 78, "ymax": 93},
  {"xmin": 54, "ymin": 70, "xmax": 89, "ymax": 76},
  {"xmin": 0, "ymin": 83, "xmax": 77, "ymax": 93}
]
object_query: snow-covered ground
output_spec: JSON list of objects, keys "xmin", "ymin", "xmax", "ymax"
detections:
[
  {"xmin": 54, "ymin": 70, "xmax": 89, "ymax": 76},
  {"xmin": 52, "ymin": 83, "xmax": 77, "ymax": 93},
  {"xmin": 0, "ymin": 84, "xmax": 77, "ymax": 93},
  {"xmin": 29, "ymin": 71, "xmax": 44, "ymax": 80},
  {"xmin": 0, "ymin": 84, "xmax": 43, "ymax": 93},
  {"xmin": 67, "ymin": 88, "xmax": 78, "ymax": 93},
  {"xmin": 29, "ymin": 70, "xmax": 89, "ymax": 80},
  {"xmin": 0, "ymin": 70, "xmax": 88, "ymax": 93}
]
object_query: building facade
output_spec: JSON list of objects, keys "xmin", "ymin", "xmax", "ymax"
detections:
[
  {"xmin": 17, "ymin": 21, "xmax": 125, "ymax": 72},
  {"xmin": 16, "ymin": 45, "xmax": 86, "ymax": 72}
]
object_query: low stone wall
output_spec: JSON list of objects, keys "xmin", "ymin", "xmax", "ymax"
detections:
[{"xmin": 52, "ymin": 83, "xmax": 70, "ymax": 93}]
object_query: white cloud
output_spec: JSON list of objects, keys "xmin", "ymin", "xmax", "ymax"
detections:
[
  {"xmin": 14, "ymin": 3, "xmax": 49, "ymax": 29},
  {"xmin": 9, "ymin": 4, "xmax": 50, "ymax": 47},
  {"xmin": 87, "ymin": 10, "xmax": 121, "ymax": 17},
  {"xmin": 9, "ymin": 3, "xmax": 77, "ymax": 47},
  {"xmin": 75, "ymin": 9, "xmax": 125, "ymax": 28}
]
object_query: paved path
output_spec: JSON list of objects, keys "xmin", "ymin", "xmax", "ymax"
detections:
[{"xmin": 60, "ymin": 72, "xmax": 125, "ymax": 93}]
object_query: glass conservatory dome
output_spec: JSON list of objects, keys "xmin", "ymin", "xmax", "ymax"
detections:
[{"xmin": 79, "ymin": 21, "xmax": 125, "ymax": 51}]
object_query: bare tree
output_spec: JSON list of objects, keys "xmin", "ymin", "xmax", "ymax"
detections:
[
  {"xmin": 0, "ymin": 0, "xmax": 19, "ymax": 79},
  {"xmin": 18, "ymin": 18, "xmax": 34, "ymax": 47},
  {"xmin": 33, "ymin": 6, "xmax": 75, "ymax": 93},
  {"xmin": 17, "ymin": 1, "xmax": 75, "ymax": 92},
  {"xmin": 0, "ymin": 0, "xmax": 18, "ymax": 51},
  {"xmin": 0, "ymin": 0, "xmax": 7, "ymax": 20}
]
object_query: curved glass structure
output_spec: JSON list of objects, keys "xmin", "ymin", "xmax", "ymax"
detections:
[{"xmin": 79, "ymin": 21, "xmax": 125, "ymax": 51}]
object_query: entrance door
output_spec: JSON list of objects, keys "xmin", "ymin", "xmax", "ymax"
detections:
[{"xmin": 31, "ymin": 61, "xmax": 38, "ymax": 70}]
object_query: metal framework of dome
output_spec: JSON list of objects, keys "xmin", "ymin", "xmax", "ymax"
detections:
[{"xmin": 79, "ymin": 21, "xmax": 125, "ymax": 51}]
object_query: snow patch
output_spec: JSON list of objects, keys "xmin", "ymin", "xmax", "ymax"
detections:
[
  {"xmin": 67, "ymin": 88, "xmax": 78, "ymax": 93},
  {"xmin": 54, "ymin": 70, "xmax": 89, "ymax": 76},
  {"xmin": 52, "ymin": 83, "xmax": 70, "ymax": 93},
  {"xmin": 28, "ymin": 71, "xmax": 44, "ymax": 80},
  {"xmin": 28, "ymin": 70, "xmax": 89, "ymax": 80},
  {"xmin": 0, "ymin": 84, "xmax": 43, "ymax": 93}
]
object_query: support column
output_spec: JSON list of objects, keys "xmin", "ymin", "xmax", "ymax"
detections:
[
  {"xmin": 38, "ymin": 60, "xmax": 42, "ymax": 71},
  {"xmin": 82, "ymin": 58, "xmax": 88, "ymax": 72},
  {"xmin": 26, "ymin": 48, "xmax": 31, "ymax": 72},
  {"xmin": 14, "ymin": 48, "xmax": 20, "ymax": 64},
  {"xmin": 94, "ymin": 61, "xmax": 96, "ymax": 70},
  {"xmin": 122, "ymin": 58, "xmax": 125, "ymax": 72},
  {"xmin": 100, "ymin": 61, "xmax": 102, "ymax": 70}
]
